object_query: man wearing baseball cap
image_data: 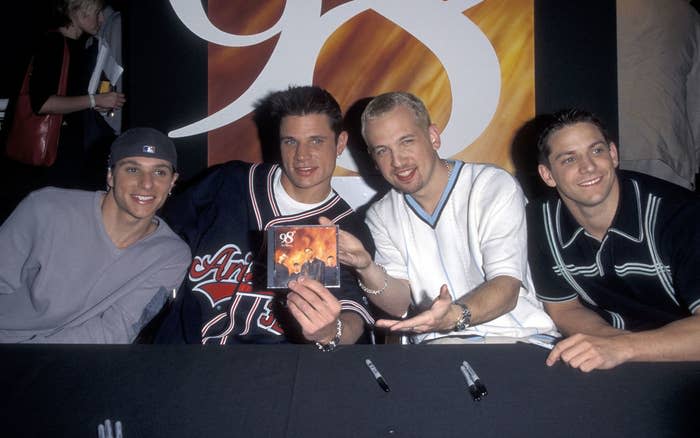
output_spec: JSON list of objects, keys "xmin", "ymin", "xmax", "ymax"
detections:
[{"xmin": 0, "ymin": 127, "xmax": 191, "ymax": 343}]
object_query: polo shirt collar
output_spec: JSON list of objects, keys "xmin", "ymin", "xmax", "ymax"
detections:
[
  {"xmin": 554, "ymin": 198, "xmax": 587, "ymax": 248},
  {"xmin": 607, "ymin": 172, "xmax": 643, "ymax": 242},
  {"xmin": 555, "ymin": 171, "xmax": 642, "ymax": 247}
]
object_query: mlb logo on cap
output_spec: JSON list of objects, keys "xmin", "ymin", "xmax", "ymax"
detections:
[{"xmin": 109, "ymin": 127, "xmax": 178, "ymax": 169}]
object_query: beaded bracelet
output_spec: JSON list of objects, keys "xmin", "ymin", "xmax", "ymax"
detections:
[
  {"xmin": 357, "ymin": 263, "xmax": 388, "ymax": 295},
  {"xmin": 315, "ymin": 318, "xmax": 343, "ymax": 352}
]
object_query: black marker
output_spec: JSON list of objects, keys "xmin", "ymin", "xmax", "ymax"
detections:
[
  {"xmin": 365, "ymin": 358, "xmax": 391, "ymax": 392},
  {"xmin": 460, "ymin": 363, "xmax": 482, "ymax": 401},
  {"xmin": 462, "ymin": 361, "xmax": 488, "ymax": 398}
]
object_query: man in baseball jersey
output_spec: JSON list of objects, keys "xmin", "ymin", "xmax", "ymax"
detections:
[
  {"xmin": 0, "ymin": 127, "xmax": 190, "ymax": 343},
  {"xmin": 155, "ymin": 86, "xmax": 374, "ymax": 349},
  {"xmin": 330, "ymin": 92, "xmax": 554, "ymax": 344}
]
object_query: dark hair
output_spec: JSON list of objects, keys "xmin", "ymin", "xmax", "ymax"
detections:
[
  {"xmin": 255, "ymin": 85, "xmax": 343, "ymax": 135},
  {"xmin": 253, "ymin": 85, "xmax": 343, "ymax": 163},
  {"xmin": 536, "ymin": 109, "xmax": 611, "ymax": 165}
]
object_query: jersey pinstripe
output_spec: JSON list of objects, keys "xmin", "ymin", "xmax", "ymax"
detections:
[{"xmin": 155, "ymin": 161, "xmax": 374, "ymax": 344}]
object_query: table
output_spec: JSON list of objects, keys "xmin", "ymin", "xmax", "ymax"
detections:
[{"xmin": 1, "ymin": 344, "xmax": 698, "ymax": 437}]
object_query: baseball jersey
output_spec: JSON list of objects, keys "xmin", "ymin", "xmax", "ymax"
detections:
[{"xmin": 155, "ymin": 161, "xmax": 375, "ymax": 344}]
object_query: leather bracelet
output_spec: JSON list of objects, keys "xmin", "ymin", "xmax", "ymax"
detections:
[
  {"xmin": 315, "ymin": 318, "xmax": 342, "ymax": 352},
  {"xmin": 357, "ymin": 263, "xmax": 388, "ymax": 295},
  {"xmin": 88, "ymin": 94, "xmax": 96, "ymax": 109}
]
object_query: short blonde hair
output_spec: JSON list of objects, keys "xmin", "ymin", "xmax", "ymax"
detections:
[
  {"xmin": 53, "ymin": 0, "xmax": 103, "ymax": 27},
  {"xmin": 360, "ymin": 92, "xmax": 432, "ymax": 144},
  {"xmin": 67, "ymin": 0, "xmax": 104, "ymax": 14}
]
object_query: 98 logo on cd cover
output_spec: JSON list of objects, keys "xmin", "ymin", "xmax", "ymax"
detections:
[{"xmin": 267, "ymin": 225, "xmax": 340, "ymax": 289}]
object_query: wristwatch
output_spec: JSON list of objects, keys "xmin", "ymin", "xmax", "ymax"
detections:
[{"xmin": 453, "ymin": 302, "xmax": 472, "ymax": 331}]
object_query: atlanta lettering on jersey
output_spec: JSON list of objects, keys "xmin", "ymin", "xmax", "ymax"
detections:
[
  {"xmin": 189, "ymin": 244, "xmax": 256, "ymax": 307},
  {"xmin": 190, "ymin": 243, "xmax": 285, "ymax": 342}
]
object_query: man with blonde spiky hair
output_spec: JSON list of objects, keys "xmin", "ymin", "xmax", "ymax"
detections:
[{"xmin": 331, "ymin": 91, "xmax": 555, "ymax": 344}]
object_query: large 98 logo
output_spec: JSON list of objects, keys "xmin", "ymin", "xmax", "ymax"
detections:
[{"xmin": 279, "ymin": 230, "xmax": 296, "ymax": 247}]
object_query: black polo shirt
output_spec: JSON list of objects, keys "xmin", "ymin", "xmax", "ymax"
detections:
[{"xmin": 527, "ymin": 170, "xmax": 700, "ymax": 331}]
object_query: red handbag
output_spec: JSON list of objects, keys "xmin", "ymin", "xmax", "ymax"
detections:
[{"xmin": 5, "ymin": 37, "xmax": 70, "ymax": 167}]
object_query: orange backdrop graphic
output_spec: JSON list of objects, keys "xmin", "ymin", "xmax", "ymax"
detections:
[{"xmin": 207, "ymin": 0, "xmax": 534, "ymax": 174}]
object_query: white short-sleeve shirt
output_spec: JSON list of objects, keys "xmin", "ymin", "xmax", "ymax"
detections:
[{"xmin": 366, "ymin": 161, "xmax": 555, "ymax": 343}]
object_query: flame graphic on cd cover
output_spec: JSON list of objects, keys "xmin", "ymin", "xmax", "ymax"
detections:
[{"xmin": 267, "ymin": 224, "xmax": 339, "ymax": 288}]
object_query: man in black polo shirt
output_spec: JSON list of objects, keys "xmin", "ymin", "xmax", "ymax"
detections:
[{"xmin": 527, "ymin": 109, "xmax": 700, "ymax": 372}]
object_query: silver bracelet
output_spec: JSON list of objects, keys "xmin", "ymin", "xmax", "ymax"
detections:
[
  {"xmin": 88, "ymin": 93, "xmax": 96, "ymax": 109},
  {"xmin": 357, "ymin": 263, "xmax": 388, "ymax": 295},
  {"xmin": 453, "ymin": 301, "xmax": 472, "ymax": 331},
  {"xmin": 315, "ymin": 318, "xmax": 343, "ymax": 352}
]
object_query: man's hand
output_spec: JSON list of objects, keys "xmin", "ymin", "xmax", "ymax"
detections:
[
  {"xmin": 375, "ymin": 285, "xmax": 459, "ymax": 333},
  {"xmin": 319, "ymin": 215, "xmax": 412, "ymax": 317},
  {"xmin": 287, "ymin": 276, "xmax": 342, "ymax": 343},
  {"xmin": 319, "ymin": 216, "xmax": 372, "ymax": 270},
  {"xmin": 546, "ymin": 333, "xmax": 633, "ymax": 372}
]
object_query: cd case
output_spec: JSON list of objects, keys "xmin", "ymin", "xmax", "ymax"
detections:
[{"xmin": 267, "ymin": 224, "xmax": 340, "ymax": 288}]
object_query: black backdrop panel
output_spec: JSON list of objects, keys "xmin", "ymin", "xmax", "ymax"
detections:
[
  {"xmin": 535, "ymin": 0, "xmax": 618, "ymax": 141},
  {"xmin": 124, "ymin": 0, "xmax": 208, "ymax": 182}
]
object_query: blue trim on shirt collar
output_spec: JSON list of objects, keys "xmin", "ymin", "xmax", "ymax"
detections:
[{"xmin": 404, "ymin": 160, "xmax": 463, "ymax": 228}]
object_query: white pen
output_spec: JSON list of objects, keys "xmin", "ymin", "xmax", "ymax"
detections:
[
  {"xmin": 459, "ymin": 363, "xmax": 474, "ymax": 385},
  {"xmin": 365, "ymin": 358, "xmax": 391, "ymax": 392}
]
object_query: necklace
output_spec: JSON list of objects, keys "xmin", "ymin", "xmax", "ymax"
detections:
[{"xmin": 442, "ymin": 159, "xmax": 453, "ymax": 179}]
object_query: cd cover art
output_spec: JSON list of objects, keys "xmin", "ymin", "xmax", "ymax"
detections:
[{"xmin": 267, "ymin": 225, "xmax": 340, "ymax": 289}]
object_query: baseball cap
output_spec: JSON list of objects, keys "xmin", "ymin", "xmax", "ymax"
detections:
[{"xmin": 108, "ymin": 127, "xmax": 177, "ymax": 170}]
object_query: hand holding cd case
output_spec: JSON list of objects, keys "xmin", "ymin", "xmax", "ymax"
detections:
[{"xmin": 267, "ymin": 224, "xmax": 340, "ymax": 289}]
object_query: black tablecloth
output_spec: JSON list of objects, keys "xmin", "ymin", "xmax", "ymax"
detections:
[{"xmin": 1, "ymin": 343, "xmax": 698, "ymax": 437}]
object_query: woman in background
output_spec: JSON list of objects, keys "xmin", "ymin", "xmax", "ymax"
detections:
[{"xmin": 29, "ymin": 0, "xmax": 126, "ymax": 189}]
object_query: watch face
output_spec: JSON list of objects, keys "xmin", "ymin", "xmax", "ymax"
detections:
[
  {"xmin": 463, "ymin": 307, "xmax": 472, "ymax": 326},
  {"xmin": 454, "ymin": 303, "xmax": 471, "ymax": 331}
]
